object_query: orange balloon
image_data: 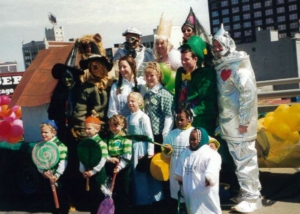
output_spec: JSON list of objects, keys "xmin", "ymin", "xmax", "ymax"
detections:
[
  {"xmin": 14, "ymin": 107, "xmax": 22, "ymax": 119},
  {"xmin": 0, "ymin": 105, "xmax": 13, "ymax": 117},
  {"xmin": 7, "ymin": 134, "xmax": 23, "ymax": 144}
]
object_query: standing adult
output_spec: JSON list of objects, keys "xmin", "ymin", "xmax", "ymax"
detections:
[
  {"xmin": 48, "ymin": 64, "xmax": 84, "ymax": 210},
  {"xmin": 108, "ymin": 55, "xmax": 146, "ymax": 118},
  {"xmin": 76, "ymin": 33, "xmax": 106, "ymax": 83},
  {"xmin": 174, "ymin": 35, "xmax": 218, "ymax": 136},
  {"xmin": 113, "ymin": 28, "xmax": 154, "ymax": 77},
  {"xmin": 48, "ymin": 64, "xmax": 84, "ymax": 142},
  {"xmin": 72, "ymin": 54, "xmax": 113, "ymax": 139},
  {"xmin": 181, "ymin": 7, "xmax": 214, "ymax": 68},
  {"xmin": 212, "ymin": 24, "xmax": 262, "ymax": 213}
]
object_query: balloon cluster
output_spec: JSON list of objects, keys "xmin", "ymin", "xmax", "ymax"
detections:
[
  {"xmin": 0, "ymin": 95, "xmax": 23, "ymax": 143},
  {"xmin": 159, "ymin": 49, "xmax": 182, "ymax": 95},
  {"xmin": 263, "ymin": 104, "xmax": 300, "ymax": 144}
]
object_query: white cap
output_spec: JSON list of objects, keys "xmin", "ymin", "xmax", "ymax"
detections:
[{"xmin": 122, "ymin": 27, "xmax": 142, "ymax": 37}]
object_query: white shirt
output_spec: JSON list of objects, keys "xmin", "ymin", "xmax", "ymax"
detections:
[
  {"xmin": 108, "ymin": 77, "xmax": 146, "ymax": 118},
  {"xmin": 175, "ymin": 145, "xmax": 222, "ymax": 214}
]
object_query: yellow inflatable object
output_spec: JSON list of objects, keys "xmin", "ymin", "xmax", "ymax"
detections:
[{"xmin": 150, "ymin": 153, "xmax": 170, "ymax": 181}]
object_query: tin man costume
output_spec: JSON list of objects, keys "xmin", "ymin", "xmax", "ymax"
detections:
[{"xmin": 213, "ymin": 24, "xmax": 262, "ymax": 213}]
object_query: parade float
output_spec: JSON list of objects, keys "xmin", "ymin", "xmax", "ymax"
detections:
[{"xmin": 0, "ymin": 40, "xmax": 299, "ymax": 203}]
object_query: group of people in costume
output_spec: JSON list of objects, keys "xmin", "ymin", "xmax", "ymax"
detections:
[{"xmin": 34, "ymin": 7, "xmax": 262, "ymax": 214}]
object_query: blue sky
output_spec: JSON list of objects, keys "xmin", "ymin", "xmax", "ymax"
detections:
[{"xmin": 0, "ymin": 0, "xmax": 210, "ymax": 71}]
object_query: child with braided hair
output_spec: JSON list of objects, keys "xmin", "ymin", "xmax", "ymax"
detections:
[
  {"xmin": 106, "ymin": 114, "xmax": 132, "ymax": 214},
  {"xmin": 108, "ymin": 55, "xmax": 146, "ymax": 118}
]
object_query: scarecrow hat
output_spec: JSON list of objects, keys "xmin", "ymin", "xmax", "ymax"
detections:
[
  {"xmin": 180, "ymin": 35, "xmax": 206, "ymax": 66},
  {"xmin": 122, "ymin": 27, "xmax": 142, "ymax": 37},
  {"xmin": 79, "ymin": 54, "xmax": 113, "ymax": 71},
  {"xmin": 51, "ymin": 63, "xmax": 84, "ymax": 80}
]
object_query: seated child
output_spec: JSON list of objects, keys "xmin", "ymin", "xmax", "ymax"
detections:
[
  {"xmin": 79, "ymin": 116, "xmax": 108, "ymax": 214},
  {"xmin": 174, "ymin": 127, "xmax": 222, "ymax": 214},
  {"xmin": 162, "ymin": 108, "xmax": 194, "ymax": 213},
  {"xmin": 37, "ymin": 120, "xmax": 69, "ymax": 214},
  {"xmin": 106, "ymin": 114, "xmax": 132, "ymax": 214}
]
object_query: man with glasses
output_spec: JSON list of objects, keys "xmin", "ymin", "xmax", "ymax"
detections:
[{"xmin": 113, "ymin": 28, "xmax": 154, "ymax": 76}]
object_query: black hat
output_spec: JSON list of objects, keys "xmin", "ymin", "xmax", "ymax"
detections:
[
  {"xmin": 182, "ymin": 7, "xmax": 212, "ymax": 44},
  {"xmin": 51, "ymin": 63, "xmax": 84, "ymax": 79},
  {"xmin": 79, "ymin": 54, "xmax": 113, "ymax": 71}
]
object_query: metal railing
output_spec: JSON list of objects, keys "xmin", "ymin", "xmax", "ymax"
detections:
[{"xmin": 257, "ymin": 77, "xmax": 300, "ymax": 99}]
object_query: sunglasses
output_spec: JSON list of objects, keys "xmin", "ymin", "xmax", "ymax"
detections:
[
  {"xmin": 126, "ymin": 37, "xmax": 138, "ymax": 43},
  {"xmin": 182, "ymin": 28, "xmax": 193, "ymax": 33}
]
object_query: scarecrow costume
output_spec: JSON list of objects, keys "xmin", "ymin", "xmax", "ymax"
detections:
[
  {"xmin": 174, "ymin": 36, "xmax": 218, "ymax": 136},
  {"xmin": 174, "ymin": 128, "xmax": 222, "ymax": 214},
  {"xmin": 213, "ymin": 24, "xmax": 262, "ymax": 213},
  {"xmin": 76, "ymin": 33, "xmax": 107, "ymax": 83},
  {"xmin": 72, "ymin": 54, "xmax": 113, "ymax": 138}
]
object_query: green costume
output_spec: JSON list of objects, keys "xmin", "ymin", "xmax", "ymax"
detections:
[
  {"xmin": 174, "ymin": 36, "xmax": 218, "ymax": 136},
  {"xmin": 106, "ymin": 131, "xmax": 132, "ymax": 214}
]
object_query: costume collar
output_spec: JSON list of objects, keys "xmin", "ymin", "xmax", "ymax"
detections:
[
  {"xmin": 215, "ymin": 51, "xmax": 248, "ymax": 70},
  {"xmin": 148, "ymin": 83, "xmax": 162, "ymax": 94}
]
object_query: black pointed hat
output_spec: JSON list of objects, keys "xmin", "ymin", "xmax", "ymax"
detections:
[
  {"xmin": 51, "ymin": 63, "xmax": 84, "ymax": 80},
  {"xmin": 182, "ymin": 7, "xmax": 212, "ymax": 44}
]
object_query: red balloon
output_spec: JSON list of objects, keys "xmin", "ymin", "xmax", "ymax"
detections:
[
  {"xmin": 0, "ymin": 95, "xmax": 10, "ymax": 105},
  {"xmin": 10, "ymin": 123, "xmax": 24, "ymax": 138},
  {"xmin": 0, "ymin": 121, "xmax": 12, "ymax": 137}
]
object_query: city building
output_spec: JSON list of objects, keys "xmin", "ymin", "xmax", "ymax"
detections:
[
  {"xmin": 22, "ymin": 26, "xmax": 73, "ymax": 69},
  {"xmin": 208, "ymin": 0, "xmax": 300, "ymax": 44},
  {"xmin": 237, "ymin": 28, "xmax": 300, "ymax": 90},
  {"xmin": 109, "ymin": 25, "xmax": 183, "ymax": 59},
  {"xmin": 0, "ymin": 61, "xmax": 18, "ymax": 73}
]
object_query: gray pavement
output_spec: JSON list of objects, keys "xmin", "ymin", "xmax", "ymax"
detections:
[{"xmin": 0, "ymin": 168, "xmax": 299, "ymax": 214}]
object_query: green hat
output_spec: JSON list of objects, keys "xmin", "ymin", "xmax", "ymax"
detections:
[
  {"xmin": 180, "ymin": 35, "xmax": 206, "ymax": 67},
  {"xmin": 191, "ymin": 127, "xmax": 209, "ymax": 151}
]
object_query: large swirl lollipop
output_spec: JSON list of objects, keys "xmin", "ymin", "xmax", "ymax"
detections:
[{"xmin": 32, "ymin": 141, "xmax": 60, "ymax": 208}]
